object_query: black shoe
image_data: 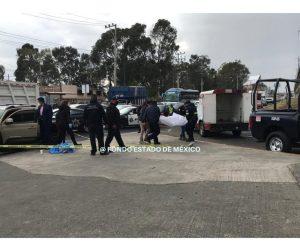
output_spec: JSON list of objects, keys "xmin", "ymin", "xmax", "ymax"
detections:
[
  {"xmin": 154, "ymin": 142, "xmax": 161, "ymax": 145},
  {"xmin": 100, "ymin": 151, "xmax": 109, "ymax": 155},
  {"xmin": 91, "ymin": 151, "xmax": 96, "ymax": 156}
]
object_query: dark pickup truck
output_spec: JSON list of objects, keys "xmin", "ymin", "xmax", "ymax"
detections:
[{"xmin": 249, "ymin": 78, "xmax": 300, "ymax": 152}]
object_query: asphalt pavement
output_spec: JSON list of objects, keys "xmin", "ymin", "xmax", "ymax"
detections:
[{"xmin": 0, "ymin": 128, "xmax": 299, "ymax": 237}]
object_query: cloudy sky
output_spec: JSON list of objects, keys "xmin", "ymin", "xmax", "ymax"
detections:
[{"xmin": 1, "ymin": 7, "xmax": 300, "ymax": 81}]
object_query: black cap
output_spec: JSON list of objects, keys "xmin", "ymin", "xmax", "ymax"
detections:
[{"xmin": 37, "ymin": 97, "xmax": 45, "ymax": 103}]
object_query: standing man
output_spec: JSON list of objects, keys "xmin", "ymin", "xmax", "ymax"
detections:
[
  {"xmin": 56, "ymin": 100, "xmax": 80, "ymax": 145},
  {"xmin": 184, "ymin": 100, "xmax": 197, "ymax": 142},
  {"xmin": 36, "ymin": 97, "xmax": 53, "ymax": 144},
  {"xmin": 83, "ymin": 95, "xmax": 107, "ymax": 156},
  {"xmin": 145, "ymin": 100, "xmax": 161, "ymax": 145},
  {"xmin": 104, "ymin": 98, "xmax": 126, "ymax": 153}
]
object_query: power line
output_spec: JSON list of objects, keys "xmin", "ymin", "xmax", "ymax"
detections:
[
  {"xmin": 40, "ymin": 13, "xmax": 108, "ymax": 25},
  {"xmin": 66, "ymin": 13, "xmax": 113, "ymax": 24},
  {"xmin": 23, "ymin": 13, "xmax": 106, "ymax": 26},
  {"xmin": 0, "ymin": 30, "xmax": 90, "ymax": 52}
]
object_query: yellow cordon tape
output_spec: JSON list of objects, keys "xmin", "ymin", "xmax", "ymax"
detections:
[{"xmin": 0, "ymin": 143, "xmax": 193, "ymax": 150}]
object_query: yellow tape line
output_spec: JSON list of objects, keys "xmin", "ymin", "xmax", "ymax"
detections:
[{"xmin": 0, "ymin": 143, "xmax": 192, "ymax": 150}]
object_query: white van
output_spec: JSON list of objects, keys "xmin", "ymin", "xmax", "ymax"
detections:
[{"xmin": 197, "ymin": 89, "xmax": 252, "ymax": 137}]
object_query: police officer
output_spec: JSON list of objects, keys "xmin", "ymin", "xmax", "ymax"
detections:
[
  {"xmin": 104, "ymin": 98, "xmax": 126, "ymax": 153},
  {"xmin": 56, "ymin": 100, "xmax": 80, "ymax": 145},
  {"xmin": 83, "ymin": 95, "xmax": 107, "ymax": 156},
  {"xmin": 36, "ymin": 97, "xmax": 53, "ymax": 144},
  {"xmin": 184, "ymin": 100, "xmax": 197, "ymax": 142},
  {"xmin": 144, "ymin": 100, "xmax": 161, "ymax": 145}
]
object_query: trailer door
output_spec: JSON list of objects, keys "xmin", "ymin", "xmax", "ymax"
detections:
[{"xmin": 202, "ymin": 94, "xmax": 216, "ymax": 124}]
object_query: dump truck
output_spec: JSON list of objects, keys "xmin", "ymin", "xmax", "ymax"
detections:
[
  {"xmin": 197, "ymin": 88, "xmax": 252, "ymax": 137},
  {"xmin": 0, "ymin": 81, "xmax": 39, "ymax": 106}
]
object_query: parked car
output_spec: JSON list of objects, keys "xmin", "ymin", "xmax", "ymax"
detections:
[
  {"xmin": 69, "ymin": 104, "xmax": 87, "ymax": 110},
  {"xmin": 119, "ymin": 106, "xmax": 139, "ymax": 128},
  {"xmin": 52, "ymin": 108, "xmax": 85, "ymax": 132},
  {"xmin": 0, "ymin": 105, "xmax": 39, "ymax": 144},
  {"xmin": 250, "ymin": 78, "xmax": 300, "ymax": 152}
]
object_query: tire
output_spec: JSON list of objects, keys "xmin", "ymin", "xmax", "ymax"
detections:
[
  {"xmin": 199, "ymin": 121, "xmax": 209, "ymax": 137},
  {"xmin": 232, "ymin": 130, "xmax": 242, "ymax": 137},
  {"xmin": 266, "ymin": 131, "xmax": 291, "ymax": 152}
]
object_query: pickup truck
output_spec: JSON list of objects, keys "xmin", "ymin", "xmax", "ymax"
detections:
[{"xmin": 249, "ymin": 78, "xmax": 300, "ymax": 152}]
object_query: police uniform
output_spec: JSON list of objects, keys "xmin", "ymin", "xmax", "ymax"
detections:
[
  {"xmin": 83, "ymin": 100, "xmax": 107, "ymax": 155},
  {"xmin": 104, "ymin": 101, "xmax": 126, "ymax": 152}
]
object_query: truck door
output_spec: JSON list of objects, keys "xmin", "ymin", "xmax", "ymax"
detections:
[{"xmin": 1, "ymin": 110, "xmax": 38, "ymax": 144}]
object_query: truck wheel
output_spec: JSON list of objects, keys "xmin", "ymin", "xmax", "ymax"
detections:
[
  {"xmin": 266, "ymin": 131, "xmax": 291, "ymax": 152},
  {"xmin": 232, "ymin": 130, "xmax": 242, "ymax": 137},
  {"xmin": 199, "ymin": 122, "xmax": 208, "ymax": 137}
]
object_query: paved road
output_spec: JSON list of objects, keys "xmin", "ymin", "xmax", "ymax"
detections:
[
  {"xmin": 0, "ymin": 160, "xmax": 299, "ymax": 237},
  {"xmin": 0, "ymin": 129, "xmax": 300, "ymax": 237}
]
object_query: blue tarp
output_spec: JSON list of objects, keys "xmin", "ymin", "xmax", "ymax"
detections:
[{"xmin": 49, "ymin": 143, "xmax": 75, "ymax": 154}]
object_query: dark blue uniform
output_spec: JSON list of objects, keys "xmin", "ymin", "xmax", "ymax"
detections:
[
  {"xmin": 144, "ymin": 103, "xmax": 161, "ymax": 144},
  {"xmin": 104, "ymin": 103, "xmax": 125, "ymax": 151},
  {"xmin": 36, "ymin": 103, "xmax": 53, "ymax": 144},
  {"xmin": 185, "ymin": 102, "xmax": 197, "ymax": 142},
  {"xmin": 83, "ymin": 100, "xmax": 107, "ymax": 155}
]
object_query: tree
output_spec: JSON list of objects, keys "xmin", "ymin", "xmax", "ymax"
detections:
[
  {"xmin": 151, "ymin": 19, "xmax": 179, "ymax": 94},
  {"xmin": 0, "ymin": 65, "xmax": 4, "ymax": 80},
  {"xmin": 14, "ymin": 43, "xmax": 40, "ymax": 82},
  {"xmin": 91, "ymin": 27, "xmax": 124, "ymax": 84},
  {"xmin": 52, "ymin": 46, "xmax": 80, "ymax": 84},
  {"xmin": 217, "ymin": 60, "xmax": 250, "ymax": 89},
  {"xmin": 39, "ymin": 49, "xmax": 60, "ymax": 85},
  {"xmin": 187, "ymin": 55, "xmax": 213, "ymax": 90},
  {"xmin": 118, "ymin": 23, "xmax": 156, "ymax": 86},
  {"xmin": 75, "ymin": 53, "xmax": 93, "ymax": 86}
]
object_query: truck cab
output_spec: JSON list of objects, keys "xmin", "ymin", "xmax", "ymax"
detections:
[{"xmin": 249, "ymin": 78, "xmax": 300, "ymax": 152}]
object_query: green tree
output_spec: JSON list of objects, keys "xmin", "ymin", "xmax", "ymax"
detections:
[
  {"xmin": 217, "ymin": 60, "xmax": 250, "ymax": 89},
  {"xmin": 151, "ymin": 19, "xmax": 179, "ymax": 95},
  {"xmin": 0, "ymin": 65, "xmax": 4, "ymax": 80},
  {"xmin": 52, "ymin": 46, "xmax": 80, "ymax": 84},
  {"xmin": 39, "ymin": 49, "xmax": 60, "ymax": 85},
  {"xmin": 118, "ymin": 23, "xmax": 156, "ymax": 86},
  {"xmin": 91, "ymin": 27, "xmax": 124, "ymax": 84},
  {"xmin": 14, "ymin": 43, "xmax": 40, "ymax": 82},
  {"xmin": 75, "ymin": 53, "xmax": 94, "ymax": 86},
  {"xmin": 187, "ymin": 55, "xmax": 213, "ymax": 90}
]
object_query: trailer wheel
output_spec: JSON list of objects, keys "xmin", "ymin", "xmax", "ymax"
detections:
[
  {"xmin": 266, "ymin": 131, "xmax": 291, "ymax": 152},
  {"xmin": 199, "ymin": 122, "xmax": 209, "ymax": 137},
  {"xmin": 232, "ymin": 130, "xmax": 241, "ymax": 137}
]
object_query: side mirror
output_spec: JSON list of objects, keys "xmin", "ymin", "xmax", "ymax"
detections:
[{"xmin": 5, "ymin": 118, "xmax": 14, "ymax": 124}]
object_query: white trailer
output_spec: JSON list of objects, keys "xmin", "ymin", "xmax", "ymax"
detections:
[
  {"xmin": 0, "ymin": 81, "xmax": 39, "ymax": 106},
  {"xmin": 197, "ymin": 89, "xmax": 252, "ymax": 137}
]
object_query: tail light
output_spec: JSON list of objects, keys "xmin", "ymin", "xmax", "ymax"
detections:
[{"xmin": 249, "ymin": 116, "xmax": 255, "ymax": 129}]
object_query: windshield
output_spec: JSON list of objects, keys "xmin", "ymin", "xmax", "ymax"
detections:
[
  {"xmin": 0, "ymin": 108, "xmax": 6, "ymax": 119},
  {"xmin": 164, "ymin": 92, "xmax": 179, "ymax": 102},
  {"xmin": 180, "ymin": 91, "xmax": 199, "ymax": 101}
]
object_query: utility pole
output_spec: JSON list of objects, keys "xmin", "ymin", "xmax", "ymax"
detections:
[
  {"xmin": 175, "ymin": 51, "xmax": 185, "ymax": 88},
  {"xmin": 105, "ymin": 23, "xmax": 118, "ymax": 86}
]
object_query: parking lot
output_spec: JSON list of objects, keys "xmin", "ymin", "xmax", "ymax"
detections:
[{"xmin": 0, "ymin": 128, "xmax": 300, "ymax": 237}]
